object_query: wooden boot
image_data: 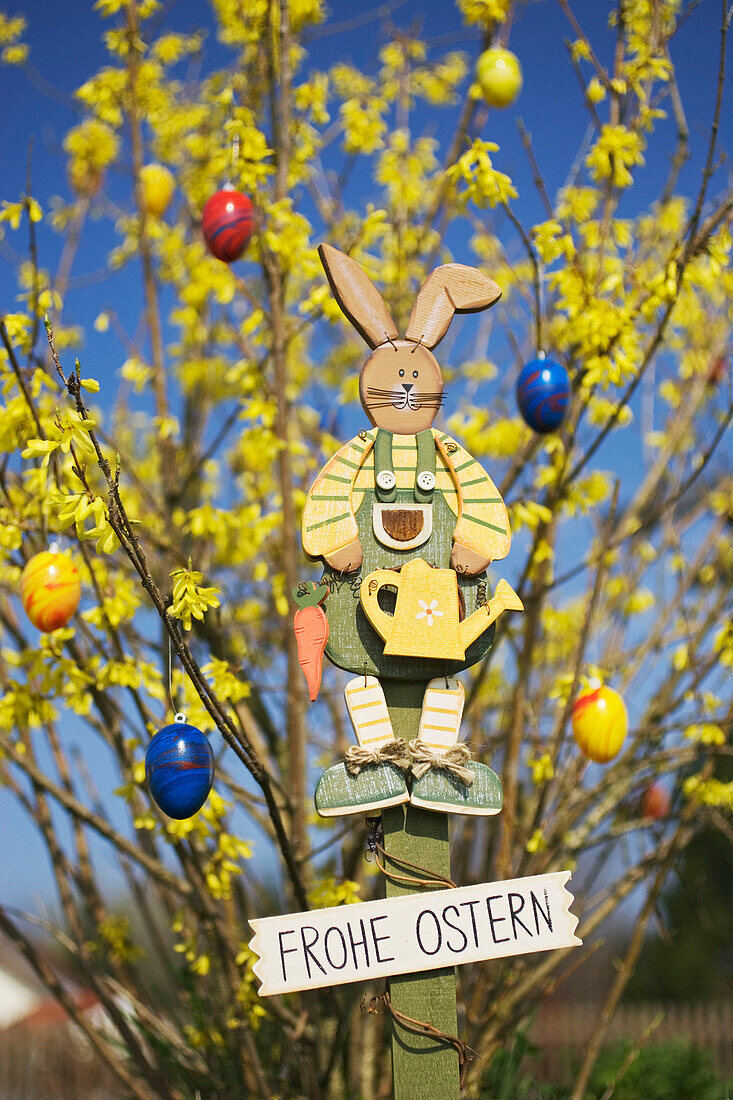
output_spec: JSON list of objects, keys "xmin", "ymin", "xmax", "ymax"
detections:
[{"xmin": 314, "ymin": 677, "xmax": 410, "ymax": 817}]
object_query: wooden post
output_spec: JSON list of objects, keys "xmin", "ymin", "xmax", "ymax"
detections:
[
  {"xmin": 381, "ymin": 680, "xmax": 461, "ymax": 1100},
  {"xmin": 296, "ymin": 245, "xmax": 517, "ymax": 1099}
]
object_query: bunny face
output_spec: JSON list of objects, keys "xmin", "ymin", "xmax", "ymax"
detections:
[
  {"xmin": 359, "ymin": 341, "xmax": 443, "ymax": 433},
  {"xmin": 317, "ymin": 243, "xmax": 501, "ymax": 431}
]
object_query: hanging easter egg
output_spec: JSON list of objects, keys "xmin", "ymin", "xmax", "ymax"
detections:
[
  {"xmin": 572, "ymin": 684, "xmax": 628, "ymax": 763},
  {"xmin": 145, "ymin": 718, "xmax": 214, "ymax": 819},
  {"xmin": 642, "ymin": 782, "xmax": 671, "ymax": 820},
  {"xmin": 140, "ymin": 163, "xmax": 175, "ymax": 218},
  {"xmin": 475, "ymin": 46, "xmax": 523, "ymax": 108},
  {"xmin": 516, "ymin": 356, "xmax": 570, "ymax": 433},
  {"xmin": 706, "ymin": 354, "xmax": 728, "ymax": 388},
  {"xmin": 201, "ymin": 187, "xmax": 254, "ymax": 263},
  {"xmin": 21, "ymin": 550, "xmax": 81, "ymax": 633}
]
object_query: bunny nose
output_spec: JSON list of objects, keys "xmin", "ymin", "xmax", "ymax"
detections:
[{"xmin": 402, "ymin": 383, "xmax": 413, "ymax": 392}]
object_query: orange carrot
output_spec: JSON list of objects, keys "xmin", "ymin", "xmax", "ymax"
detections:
[{"xmin": 292, "ymin": 582, "xmax": 329, "ymax": 701}]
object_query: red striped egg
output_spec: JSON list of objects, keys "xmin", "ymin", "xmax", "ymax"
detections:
[
  {"xmin": 642, "ymin": 782, "xmax": 671, "ymax": 820},
  {"xmin": 201, "ymin": 187, "xmax": 254, "ymax": 263},
  {"xmin": 571, "ymin": 684, "xmax": 628, "ymax": 763},
  {"xmin": 21, "ymin": 550, "xmax": 81, "ymax": 632}
]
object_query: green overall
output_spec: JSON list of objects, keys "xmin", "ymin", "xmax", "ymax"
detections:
[{"xmin": 322, "ymin": 429, "xmax": 495, "ymax": 680}]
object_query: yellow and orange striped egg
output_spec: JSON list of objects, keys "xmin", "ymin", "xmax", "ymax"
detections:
[
  {"xmin": 21, "ymin": 551, "xmax": 81, "ymax": 633},
  {"xmin": 571, "ymin": 685, "xmax": 628, "ymax": 763}
]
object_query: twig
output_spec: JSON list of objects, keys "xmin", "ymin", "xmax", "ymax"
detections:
[
  {"xmin": 516, "ymin": 120, "xmax": 554, "ymax": 218},
  {"xmin": 261, "ymin": 0, "xmax": 310, "ymax": 861},
  {"xmin": 42, "ymin": 318, "xmax": 308, "ymax": 910},
  {"xmin": 1, "ymin": 737, "xmax": 194, "ymax": 897}
]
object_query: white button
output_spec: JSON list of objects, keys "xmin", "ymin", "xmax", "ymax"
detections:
[
  {"xmin": 416, "ymin": 471, "xmax": 436, "ymax": 492},
  {"xmin": 376, "ymin": 470, "xmax": 396, "ymax": 491}
]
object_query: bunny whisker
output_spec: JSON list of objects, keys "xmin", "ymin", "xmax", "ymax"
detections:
[{"xmin": 364, "ymin": 402, "xmax": 410, "ymax": 410}]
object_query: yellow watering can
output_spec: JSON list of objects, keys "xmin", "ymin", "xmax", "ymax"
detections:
[{"xmin": 360, "ymin": 558, "xmax": 523, "ymax": 661}]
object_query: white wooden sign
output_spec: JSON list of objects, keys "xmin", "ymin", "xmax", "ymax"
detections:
[{"xmin": 249, "ymin": 871, "xmax": 581, "ymax": 997}]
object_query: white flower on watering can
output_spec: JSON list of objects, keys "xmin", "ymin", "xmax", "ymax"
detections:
[{"xmin": 416, "ymin": 599, "xmax": 443, "ymax": 627}]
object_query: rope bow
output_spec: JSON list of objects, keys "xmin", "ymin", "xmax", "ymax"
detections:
[
  {"xmin": 344, "ymin": 739, "xmax": 411, "ymax": 775},
  {"xmin": 408, "ymin": 740, "xmax": 474, "ymax": 786}
]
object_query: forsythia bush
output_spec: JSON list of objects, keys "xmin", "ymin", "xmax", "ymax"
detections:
[{"xmin": 0, "ymin": 1, "xmax": 730, "ymax": 1097}]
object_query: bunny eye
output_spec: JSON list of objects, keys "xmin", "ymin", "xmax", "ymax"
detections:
[
  {"xmin": 398, "ymin": 369, "xmax": 405, "ymax": 377},
  {"xmin": 412, "ymin": 370, "xmax": 419, "ymax": 378}
]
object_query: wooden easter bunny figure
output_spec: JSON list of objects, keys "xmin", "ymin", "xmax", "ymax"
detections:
[{"xmin": 300, "ymin": 245, "xmax": 522, "ymax": 817}]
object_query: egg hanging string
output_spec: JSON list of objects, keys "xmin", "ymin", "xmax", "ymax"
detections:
[
  {"xmin": 225, "ymin": 96, "xmax": 240, "ymax": 188},
  {"xmin": 229, "ymin": 129, "xmax": 240, "ymax": 188},
  {"xmin": 167, "ymin": 632, "xmax": 186, "ymax": 724},
  {"xmin": 536, "ymin": 258, "xmax": 546, "ymax": 357}
]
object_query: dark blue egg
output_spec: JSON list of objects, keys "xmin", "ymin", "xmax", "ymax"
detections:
[
  {"xmin": 145, "ymin": 721, "xmax": 214, "ymax": 819},
  {"xmin": 516, "ymin": 357, "xmax": 570, "ymax": 433}
]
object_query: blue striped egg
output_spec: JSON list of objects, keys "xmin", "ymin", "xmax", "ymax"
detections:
[
  {"xmin": 145, "ymin": 722, "xmax": 214, "ymax": 819},
  {"xmin": 516, "ymin": 357, "xmax": 570, "ymax": 433}
]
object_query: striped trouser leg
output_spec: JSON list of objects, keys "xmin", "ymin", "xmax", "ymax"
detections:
[
  {"xmin": 416, "ymin": 677, "xmax": 465, "ymax": 755},
  {"xmin": 345, "ymin": 676, "xmax": 395, "ymax": 748}
]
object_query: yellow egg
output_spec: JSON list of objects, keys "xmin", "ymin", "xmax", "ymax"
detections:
[
  {"xmin": 140, "ymin": 163, "xmax": 175, "ymax": 218},
  {"xmin": 475, "ymin": 47, "xmax": 523, "ymax": 109},
  {"xmin": 571, "ymin": 685, "xmax": 628, "ymax": 763},
  {"xmin": 21, "ymin": 551, "xmax": 81, "ymax": 633}
]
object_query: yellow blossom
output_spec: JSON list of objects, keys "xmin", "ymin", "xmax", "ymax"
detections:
[
  {"xmin": 526, "ymin": 829, "xmax": 547, "ymax": 853},
  {"xmin": 308, "ymin": 876, "xmax": 361, "ymax": 908},
  {"xmin": 169, "ymin": 565, "xmax": 221, "ymax": 631},
  {"xmin": 684, "ymin": 724, "xmax": 726, "ymax": 746},
  {"xmin": 457, "ymin": 0, "xmax": 512, "ymax": 26},
  {"xmin": 527, "ymin": 752, "xmax": 554, "ymax": 785},
  {"xmin": 445, "ymin": 139, "xmax": 517, "ymax": 209},
  {"xmin": 586, "ymin": 124, "xmax": 646, "ymax": 188}
]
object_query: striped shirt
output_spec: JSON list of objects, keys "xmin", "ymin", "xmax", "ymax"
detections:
[{"xmin": 302, "ymin": 428, "xmax": 510, "ymax": 564}]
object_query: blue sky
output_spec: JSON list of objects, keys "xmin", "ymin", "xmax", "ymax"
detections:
[
  {"xmin": 0, "ymin": 1, "xmax": 730, "ymax": 911},
  {"xmin": 1, "ymin": 0, "xmax": 729, "ymax": 385}
]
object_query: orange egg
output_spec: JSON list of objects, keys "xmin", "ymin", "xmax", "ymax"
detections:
[
  {"xmin": 21, "ymin": 551, "xmax": 81, "ymax": 633},
  {"xmin": 571, "ymin": 684, "xmax": 628, "ymax": 763}
]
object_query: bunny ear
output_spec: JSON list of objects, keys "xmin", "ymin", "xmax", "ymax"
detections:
[
  {"xmin": 405, "ymin": 264, "xmax": 502, "ymax": 350},
  {"xmin": 318, "ymin": 244, "xmax": 399, "ymax": 349}
]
